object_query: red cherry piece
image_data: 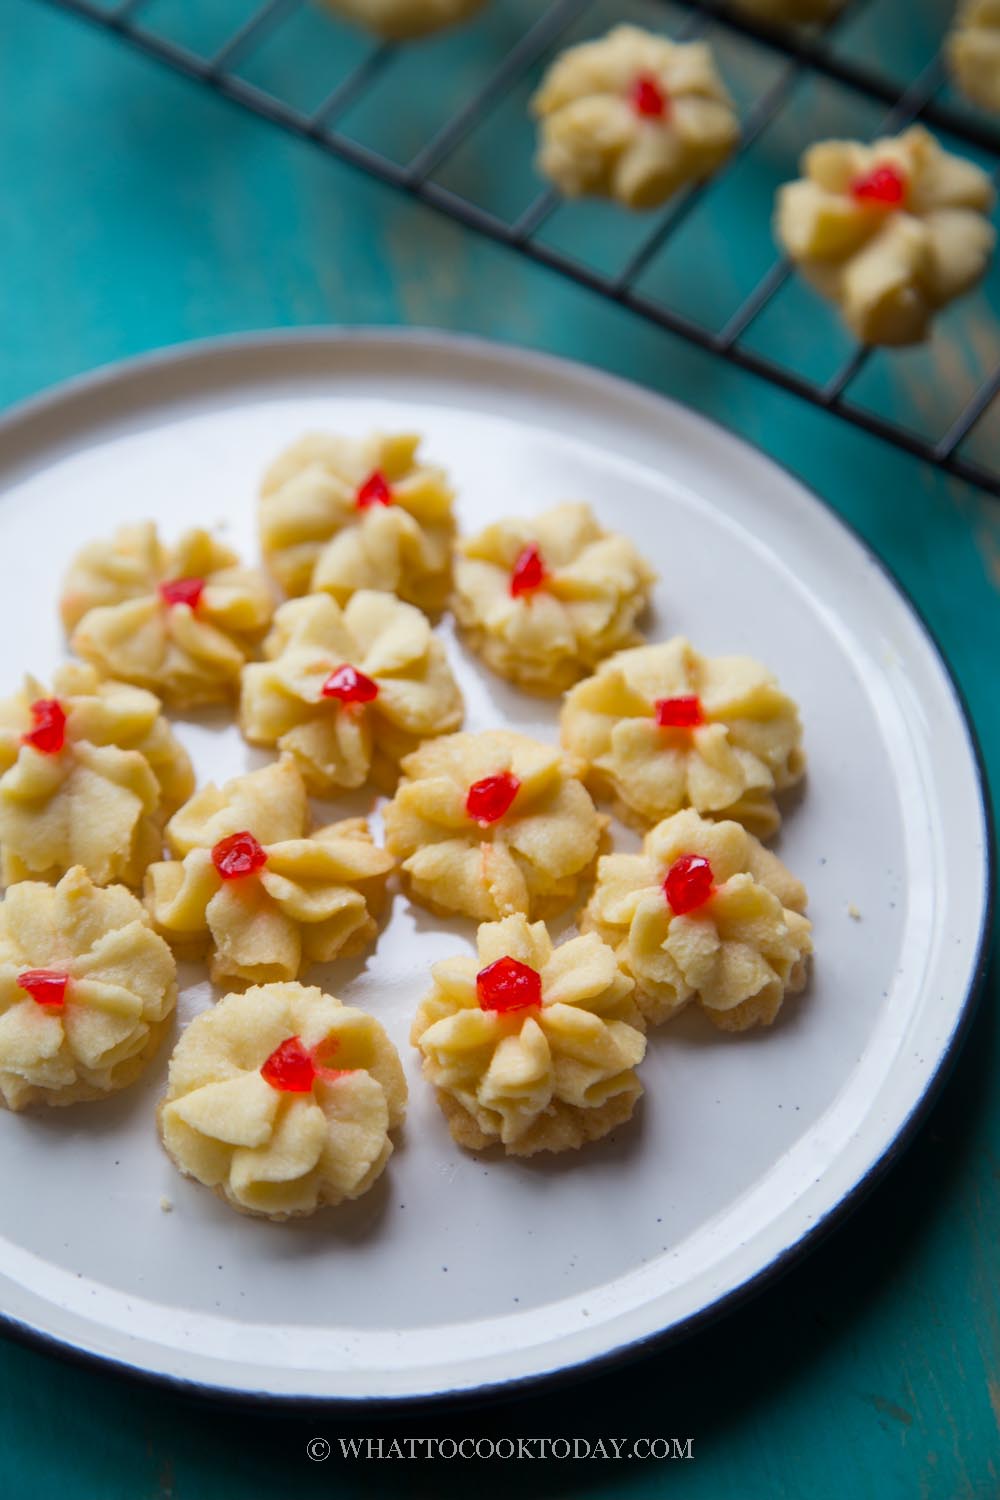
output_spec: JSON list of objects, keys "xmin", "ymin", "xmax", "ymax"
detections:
[
  {"xmin": 159, "ymin": 576, "xmax": 205, "ymax": 610},
  {"xmin": 630, "ymin": 72, "xmax": 668, "ymax": 119},
  {"xmin": 22, "ymin": 699, "xmax": 67, "ymax": 755},
  {"xmin": 510, "ymin": 543, "xmax": 548, "ymax": 598},
  {"xmin": 466, "ymin": 771, "xmax": 520, "ymax": 825},
  {"xmin": 664, "ymin": 853, "xmax": 716, "ymax": 916},
  {"xmin": 18, "ymin": 969, "xmax": 69, "ymax": 1008},
  {"xmin": 212, "ymin": 830, "xmax": 268, "ymax": 881},
  {"xmin": 311, "ymin": 1035, "xmax": 354, "ymax": 1083},
  {"xmin": 851, "ymin": 164, "xmax": 906, "ymax": 206},
  {"xmin": 356, "ymin": 470, "xmax": 393, "ymax": 509},
  {"xmin": 477, "ymin": 956, "xmax": 543, "ymax": 1014},
  {"xmin": 261, "ymin": 1036, "xmax": 317, "ymax": 1093},
  {"xmin": 654, "ymin": 695, "xmax": 705, "ymax": 729},
  {"xmin": 321, "ymin": 664, "xmax": 379, "ymax": 704}
]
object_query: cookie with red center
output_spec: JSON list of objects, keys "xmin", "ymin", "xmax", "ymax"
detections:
[
  {"xmin": 0, "ymin": 865, "xmax": 177, "ymax": 1111},
  {"xmin": 453, "ymin": 502, "xmax": 656, "ymax": 696},
  {"xmin": 582, "ymin": 809, "xmax": 812, "ymax": 1030},
  {"xmin": 159, "ymin": 982, "xmax": 406, "ymax": 1219},
  {"xmin": 412, "ymin": 914, "xmax": 645, "ymax": 1156},
  {"xmin": 532, "ymin": 26, "xmax": 738, "ymax": 210},
  {"xmin": 384, "ymin": 729, "xmax": 604, "ymax": 923}
]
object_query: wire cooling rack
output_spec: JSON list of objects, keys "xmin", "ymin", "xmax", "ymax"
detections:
[{"xmin": 30, "ymin": 0, "xmax": 1000, "ymax": 496}]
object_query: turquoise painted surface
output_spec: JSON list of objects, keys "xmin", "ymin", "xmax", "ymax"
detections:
[{"xmin": 1, "ymin": 0, "xmax": 998, "ymax": 1494}]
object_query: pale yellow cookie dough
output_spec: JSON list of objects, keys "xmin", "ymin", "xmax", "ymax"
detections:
[
  {"xmin": 145, "ymin": 757, "xmax": 393, "ymax": 987},
  {"xmin": 560, "ymin": 637, "xmax": 805, "ymax": 838},
  {"xmin": 159, "ymin": 982, "xmax": 407, "ymax": 1219},
  {"xmin": 412, "ymin": 914, "xmax": 645, "ymax": 1156},
  {"xmin": 383, "ymin": 730, "xmax": 604, "ymax": 922},
  {"xmin": 948, "ymin": 0, "xmax": 1000, "ymax": 113},
  {"xmin": 582, "ymin": 809, "xmax": 811, "ymax": 1030},
  {"xmin": 775, "ymin": 124, "xmax": 996, "ymax": 345},
  {"xmin": 259, "ymin": 431, "xmax": 456, "ymax": 613},
  {"xmin": 531, "ymin": 26, "xmax": 739, "ymax": 210},
  {"xmin": 0, "ymin": 865, "xmax": 177, "ymax": 1110},
  {"xmin": 729, "ymin": 0, "xmax": 845, "ymax": 21},
  {"xmin": 320, "ymin": 0, "xmax": 485, "ymax": 39},
  {"xmin": 62, "ymin": 522, "xmax": 276, "ymax": 710},
  {"xmin": 0, "ymin": 663, "xmax": 194, "ymax": 888},
  {"xmin": 240, "ymin": 590, "xmax": 463, "ymax": 794},
  {"xmin": 452, "ymin": 501, "xmax": 656, "ymax": 695}
]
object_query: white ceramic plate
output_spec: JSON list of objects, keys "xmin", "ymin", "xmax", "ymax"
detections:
[{"xmin": 0, "ymin": 330, "xmax": 991, "ymax": 1406}]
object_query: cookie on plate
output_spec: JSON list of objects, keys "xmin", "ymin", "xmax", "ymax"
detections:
[
  {"xmin": 775, "ymin": 124, "xmax": 996, "ymax": 345},
  {"xmin": 259, "ymin": 431, "xmax": 455, "ymax": 613},
  {"xmin": 0, "ymin": 663, "xmax": 194, "ymax": 888},
  {"xmin": 62, "ymin": 522, "xmax": 275, "ymax": 709},
  {"xmin": 145, "ymin": 757, "xmax": 393, "ymax": 987},
  {"xmin": 531, "ymin": 26, "xmax": 739, "ymax": 210},
  {"xmin": 239, "ymin": 590, "xmax": 463, "ymax": 794},
  {"xmin": 320, "ymin": 0, "xmax": 484, "ymax": 39},
  {"xmin": 0, "ymin": 865, "xmax": 177, "ymax": 1110},
  {"xmin": 383, "ymin": 729, "xmax": 604, "ymax": 921},
  {"xmin": 582, "ymin": 809, "xmax": 812, "ymax": 1029},
  {"xmin": 560, "ymin": 637, "xmax": 804, "ymax": 838},
  {"xmin": 452, "ymin": 501, "xmax": 656, "ymax": 695},
  {"xmin": 159, "ymin": 982, "xmax": 407, "ymax": 1219},
  {"xmin": 948, "ymin": 0, "xmax": 1000, "ymax": 114},
  {"xmin": 412, "ymin": 914, "xmax": 645, "ymax": 1156}
]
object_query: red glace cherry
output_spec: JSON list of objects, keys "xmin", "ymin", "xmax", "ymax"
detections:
[
  {"xmin": 851, "ymin": 164, "xmax": 906, "ymax": 207},
  {"xmin": 159, "ymin": 577, "xmax": 205, "ymax": 610},
  {"xmin": 655, "ymin": 695, "xmax": 705, "ymax": 729},
  {"xmin": 466, "ymin": 771, "xmax": 520, "ymax": 825},
  {"xmin": 261, "ymin": 1036, "xmax": 317, "ymax": 1093},
  {"xmin": 664, "ymin": 853, "xmax": 716, "ymax": 915},
  {"xmin": 321, "ymin": 664, "xmax": 379, "ymax": 704},
  {"xmin": 356, "ymin": 470, "xmax": 393, "ymax": 509},
  {"xmin": 630, "ymin": 72, "xmax": 668, "ymax": 119},
  {"xmin": 211, "ymin": 831, "xmax": 268, "ymax": 881},
  {"xmin": 22, "ymin": 699, "xmax": 67, "ymax": 755},
  {"xmin": 477, "ymin": 957, "xmax": 543, "ymax": 1014},
  {"xmin": 510, "ymin": 543, "xmax": 548, "ymax": 598},
  {"xmin": 18, "ymin": 969, "xmax": 69, "ymax": 1008}
]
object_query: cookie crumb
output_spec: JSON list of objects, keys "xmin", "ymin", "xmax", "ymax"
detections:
[
  {"xmin": 847, "ymin": 903, "xmax": 862, "ymax": 921},
  {"xmin": 159, "ymin": 1196, "xmax": 173, "ymax": 1213}
]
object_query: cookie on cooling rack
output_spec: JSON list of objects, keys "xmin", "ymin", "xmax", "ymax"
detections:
[
  {"xmin": 948, "ymin": 0, "xmax": 1000, "ymax": 114},
  {"xmin": 729, "ymin": 0, "xmax": 845, "ymax": 21},
  {"xmin": 320, "ymin": 0, "xmax": 484, "ymax": 40}
]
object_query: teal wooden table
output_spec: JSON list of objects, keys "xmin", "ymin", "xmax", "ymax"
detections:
[{"xmin": 2, "ymin": 2, "xmax": 998, "ymax": 1494}]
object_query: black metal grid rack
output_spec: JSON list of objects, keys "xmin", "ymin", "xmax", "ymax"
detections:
[{"xmin": 29, "ymin": 0, "xmax": 1000, "ymax": 496}]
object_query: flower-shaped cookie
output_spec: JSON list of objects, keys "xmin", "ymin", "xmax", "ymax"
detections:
[
  {"xmin": 948, "ymin": 0, "xmax": 1000, "ymax": 114},
  {"xmin": 145, "ymin": 757, "xmax": 394, "ymax": 987},
  {"xmin": 775, "ymin": 125, "xmax": 996, "ymax": 345},
  {"xmin": 321, "ymin": 0, "xmax": 484, "ymax": 39},
  {"xmin": 259, "ymin": 431, "xmax": 456, "ymax": 614},
  {"xmin": 412, "ymin": 915, "xmax": 645, "ymax": 1155},
  {"xmin": 560, "ymin": 637, "xmax": 805, "ymax": 838},
  {"xmin": 62, "ymin": 522, "xmax": 276, "ymax": 709},
  {"xmin": 159, "ymin": 982, "xmax": 407, "ymax": 1219},
  {"xmin": 240, "ymin": 591, "xmax": 464, "ymax": 794},
  {"xmin": 582, "ymin": 810, "xmax": 811, "ymax": 1030},
  {"xmin": 531, "ymin": 26, "xmax": 739, "ymax": 210},
  {"xmin": 452, "ymin": 502, "xmax": 656, "ymax": 695},
  {"xmin": 0, "ymin": 663, "xmax": 194, "ymax": 888},
  {"xmin": 383, "ymin": 730, "xmax": 604, "ymax": 922},
  {"xmin": 0, "ymin": 865, "xmax": 177, "ymax": 1110},
  {"xmin": 730, "ymin": 0, "xmax": 845, "ymax": 22}
]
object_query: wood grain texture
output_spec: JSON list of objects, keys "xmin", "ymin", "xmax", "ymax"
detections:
[{"xmin": 1, "ymin": 0, "xmax": 998, "ymax": 1495}]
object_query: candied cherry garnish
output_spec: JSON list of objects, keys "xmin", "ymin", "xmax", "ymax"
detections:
[
  {"xmin": 466, "ymin": 771, "xmax": 520, "ymax": 825},
  {"xmin": 159, "ymin": 576, "xmax": 205, "ymax": 610},
  {"xmin": 851, "ymin": 164, "xmax": 906, "ymax": 207},
  {"xmin": 356, "ymin": 470, "xmax": 393, "ymax": 509},
  {"xmin": 664, "ymin": 853, "xmax": 715, "ymax": 916},
  {"xmin": 18, "ymin": 969, "xmax": 69, "ymax": 1008},
  {"xmin": 22, "ymin": 698, "xmax": 67, "ymax": 755},
  {"xmin": 655, "ymin": 695, "xmax": 705, "ymax": 729},
  {"xmin": 477, "ymin": 957, "xmax": 542, "ymax": 1014},
  {"xmin": 321, "ymin": 664, "xmax": 379, "ymax": 704},
  {"xmin": 630, "ymin": 72, "xmax": 668, "ymax": 119},
  {"xmin": 261, "ymin": 1036, "xmax": 317, "ymax": 1093},
  {"xmin": 510, "ymin": 543, "xmax": 548, "ymax": 598},
  {"xmin": 212, "ymin": 831, "xmax": 268, "ymax": 881}
]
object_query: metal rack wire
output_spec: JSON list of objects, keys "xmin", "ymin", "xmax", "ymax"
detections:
[{"xmin": 30, "ymin": 0, "xmax": 1000, "ymax": 496}]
